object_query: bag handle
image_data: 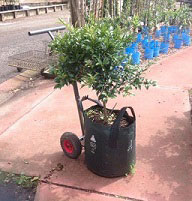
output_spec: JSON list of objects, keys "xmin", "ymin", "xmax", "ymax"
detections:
[{"xmin": 109, "ymin": 107, "xmax": 136, "ymax": 149}]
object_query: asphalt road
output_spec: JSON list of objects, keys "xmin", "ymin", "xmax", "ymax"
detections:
[{"xmin": 0, "ymin": 9, "xmax": 69, "ymax": 84}]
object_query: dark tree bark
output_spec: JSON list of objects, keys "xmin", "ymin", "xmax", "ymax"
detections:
[{"xmin": 70, "ymin": 0, "xmax": 85, "ymax": 27}]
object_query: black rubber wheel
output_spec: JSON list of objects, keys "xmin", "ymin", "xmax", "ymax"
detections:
[
  {"xmin": 17, "ymin": 67, "xmax": 22, "ymax": 72},
  {"xmin": 60, "ymin": 132, "xmax": 82, "ymax": 159}
]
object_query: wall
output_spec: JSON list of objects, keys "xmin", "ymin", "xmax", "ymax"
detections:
[{"xmin": 19, "ymin": 0, "xmax": 68, "ymax": 6}]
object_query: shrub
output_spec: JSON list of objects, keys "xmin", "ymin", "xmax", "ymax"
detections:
[{"xmin": 51, "ymin": 18, "xmax": 156, "ymax": 122}]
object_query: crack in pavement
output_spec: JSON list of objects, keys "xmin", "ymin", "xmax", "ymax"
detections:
[{"xmin": 41, "ymin": 180, "xmax": 144, "ymax": 201}]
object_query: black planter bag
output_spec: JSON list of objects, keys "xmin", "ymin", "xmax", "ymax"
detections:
[{"xmin": 84, "ymin": 105, "xmax": 136, "ymax": 178}]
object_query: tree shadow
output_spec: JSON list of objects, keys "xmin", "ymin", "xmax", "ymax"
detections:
[{"xmin": 137, "ymin": 111, "xmax": 192, "ymax": 201}]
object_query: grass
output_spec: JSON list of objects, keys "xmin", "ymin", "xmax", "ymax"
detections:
[{"xmin": 0, "ymin": 169, "xmax": 39, "ymax": 189}]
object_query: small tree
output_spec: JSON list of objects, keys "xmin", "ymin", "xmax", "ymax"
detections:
[{"xmin": 51, "ymin": 19, "xmax": 156, "ymax": 123}]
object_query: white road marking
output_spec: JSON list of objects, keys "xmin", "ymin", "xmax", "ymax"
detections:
[{"xmin": 0, "ymin": 23, "xmax": 14, "ymax": 26}]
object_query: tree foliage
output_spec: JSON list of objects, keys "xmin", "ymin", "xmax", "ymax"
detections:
[{"xmin": 51, "ymin": 19, "xmax": 156, "ymax": 105}]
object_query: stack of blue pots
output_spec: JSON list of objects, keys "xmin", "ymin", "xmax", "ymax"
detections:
[
  {"xmin": 125, "ymin": 40, "xmax": 141, "ymax": 65},
  {"xmin": 144, "ymin": 40, "xmax": 161, "ymax": 59},
  {"xmin": 182, "ymin": 33, "xmax": 191, "ymax": 46},
  {"xmin": 160, "ymin": 42, "xmax": 169, "ymax": 53},
  {"xmin": 174, "ymin": 34, "xmax": 182, "ymax": 49},
  {"xmin": 172, "ymin": 27, "xmax": 191, "ymax": 48},
  {"xmin": 122, "ymin": 25, "xmax": 191, "ymax": 66}
]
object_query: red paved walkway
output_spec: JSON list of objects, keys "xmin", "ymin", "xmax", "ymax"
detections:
[{"xmin": 0, "ymin": 47, "xmax": 192, "ymax": 201}]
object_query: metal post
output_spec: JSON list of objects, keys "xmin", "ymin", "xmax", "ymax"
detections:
[
  {"xmin": 48, "ymin": 31, "xmax": 55, "ymax": 40},
  {"xmin": 72, "ymin": 82, "xmax": 85, "ymax": 136}
]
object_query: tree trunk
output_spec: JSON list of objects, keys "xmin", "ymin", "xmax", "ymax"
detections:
[
  {"xmin": 102, "ymin": 101, "xmax": 108, "ymax": 124},
  {"xmin": 70, "ymin": 0, "xmax": 85, "ymax": 27}
]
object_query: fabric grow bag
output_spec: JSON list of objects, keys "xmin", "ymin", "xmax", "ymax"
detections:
[{"xmin": 84, "ymin": 106, "xmax": 136, "ymax": 178}]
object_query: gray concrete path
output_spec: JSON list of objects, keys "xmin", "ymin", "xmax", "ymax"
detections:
[{"xmin": 0, "ymin": 9, "xmax": 69, "ymax": 84}]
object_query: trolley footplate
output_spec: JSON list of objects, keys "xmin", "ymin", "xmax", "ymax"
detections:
[{"xmin": 8, "ymin": 50, "xmax": 56, "ymax": 73}]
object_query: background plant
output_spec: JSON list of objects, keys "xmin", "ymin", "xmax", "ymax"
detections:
[
  {"xmin": 71, "ymin": 0, "xmax": 192, "ymax": 32},
  {"xmin": 175, "ymin": 5, "xmax": 192, "ymax": 28}
]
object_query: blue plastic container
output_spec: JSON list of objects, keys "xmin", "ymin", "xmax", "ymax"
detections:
[
  {"xmin": 144, "ymin": 35, "xmax": 148, "ymax": 40},
  {"xmin": 161, "ymin": 26, "xmax": 167, "ymax": 35},
  {"xmin": 182, "ymin": 28, "xmax": 190, "ymax": 34},
  {"xmin": 183, "ymin": 35, "xmax": 191, "ymax": 46},
  {"xmin": 185, "ymin": 28, "xmax": 190, "ymax": 35},
  {"xmin": 144, "ymin": 35, "xmax": 152, "ymax": 41},
  {"xmin": 131, "ymin": 51, "xmax": 141, "ymax": 65},
  {"xmin": 142, "ymin": 39, "xmax": 148, "ymax": 49},
  {"xmin": 177, "ymin": 28, "xmax": 182, "ymax": 35},
  {"xmin": 149, "ymin": 40, "xmax": 155, "ymax": 49},
  {"xmin": 136, "ymin": 33, "xmax": 142, "ymax": 43},
  {"xmin": 163, "ymin": 33, "xmax": 171, "ymax": 42},
  {"xmin": 168, "ymin": 26, "xmax": 173, "ymax": 34},
  {"xmin": 153, "ymin": 46, "xmax": 160, "ymax": 57},
  {"xmin": 183, "ymin": 38, "xmax": 191, "ymax": 46},
  {"xmin": 154, "ymin": 41, "xmax": 160, "ymax": 47},
  {"xmin": 131, "ymin": 42, "xmax": 138, "ymax": 50},
  {"xmin": 148, "ymin": 35, "xmax": 153, "ymax": 41},
  {"xmin": 144, "ymin": 48, "xmax": 154, "ymax": 60},
  {"xmin": 155, "ymin": 30, "xmax": 161, "ymax": 38},
  {"xmin": 173, "ymin": 34, "xmax": 179, "ymax": 43},
  {"xmin": 167, "ymin": 34, "xmax": 171, "ymax": 42},
  {"xmin": 125, "ymin": 47, "xmax": 135, "ymax": 54},
  {"xmin": 174, "ymin": 39, "xmax": 182, "ymax": 49},
  {"xmin": 172, "ymin": 26, "xmax": 178, "ymax": 34},
  {"xmin": 160, "ymin": 42, "xmax": 169, "ymax": 54},
  {"xmin": 182, "ymin": 33, "xmax": 187, "ymax": 39}
]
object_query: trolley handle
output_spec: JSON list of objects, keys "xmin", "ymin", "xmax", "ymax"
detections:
[
  {"xmin": 28, "ymin": 26, "xmax": 66, "ymax": 40},
  {"xmin": 28, "ymin": 26, "xmax": 66, "ymax": 36}
]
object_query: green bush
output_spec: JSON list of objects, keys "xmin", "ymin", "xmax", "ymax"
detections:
[{"xmin": 51, "ymin": 19, "xmax": 155, "ymax": 122}]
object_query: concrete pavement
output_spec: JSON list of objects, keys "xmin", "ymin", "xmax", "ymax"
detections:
[
  {"xmin": 0, "ymin": 9, "xmax": 69, "ymax": 84},
  {"xmin": 0, "ymin": 46, "xmax": 192, "ymax": 201}
]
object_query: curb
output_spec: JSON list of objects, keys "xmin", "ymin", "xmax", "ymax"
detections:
[
  {"xmin": 0, "ymin": 70, "xmax": 39, "ymax": 92},
  {"xmin": 0, "ymin": 70, "xmax": 40, "ymax": 104},
  {"xmin": 0, "ymin": 4, "xmax": 67, "ymax": 22}
]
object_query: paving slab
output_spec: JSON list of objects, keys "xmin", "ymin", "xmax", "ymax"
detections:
[
  {"xmin": 34, "ymin": 182, "xmax": 132, "ymax": 201},
  {"xmin": 0, "ymin": 47, "xmax": 192, "ymax": 201},
  {"xmin": 0, "ymin": 79, "xmax": 55, "ymax": 135},
  {"xmin": 146, "ymin": 46, "xmax": 192, "ymax": 89}
]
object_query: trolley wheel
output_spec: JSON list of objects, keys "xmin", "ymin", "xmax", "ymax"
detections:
[
  {"xmin": 60, "ymin": 132, "xmax": 82, "ymax": 159},
  {"xmin": 17, "ymin": 67, "xmax": 22, "ymax": 72}
]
